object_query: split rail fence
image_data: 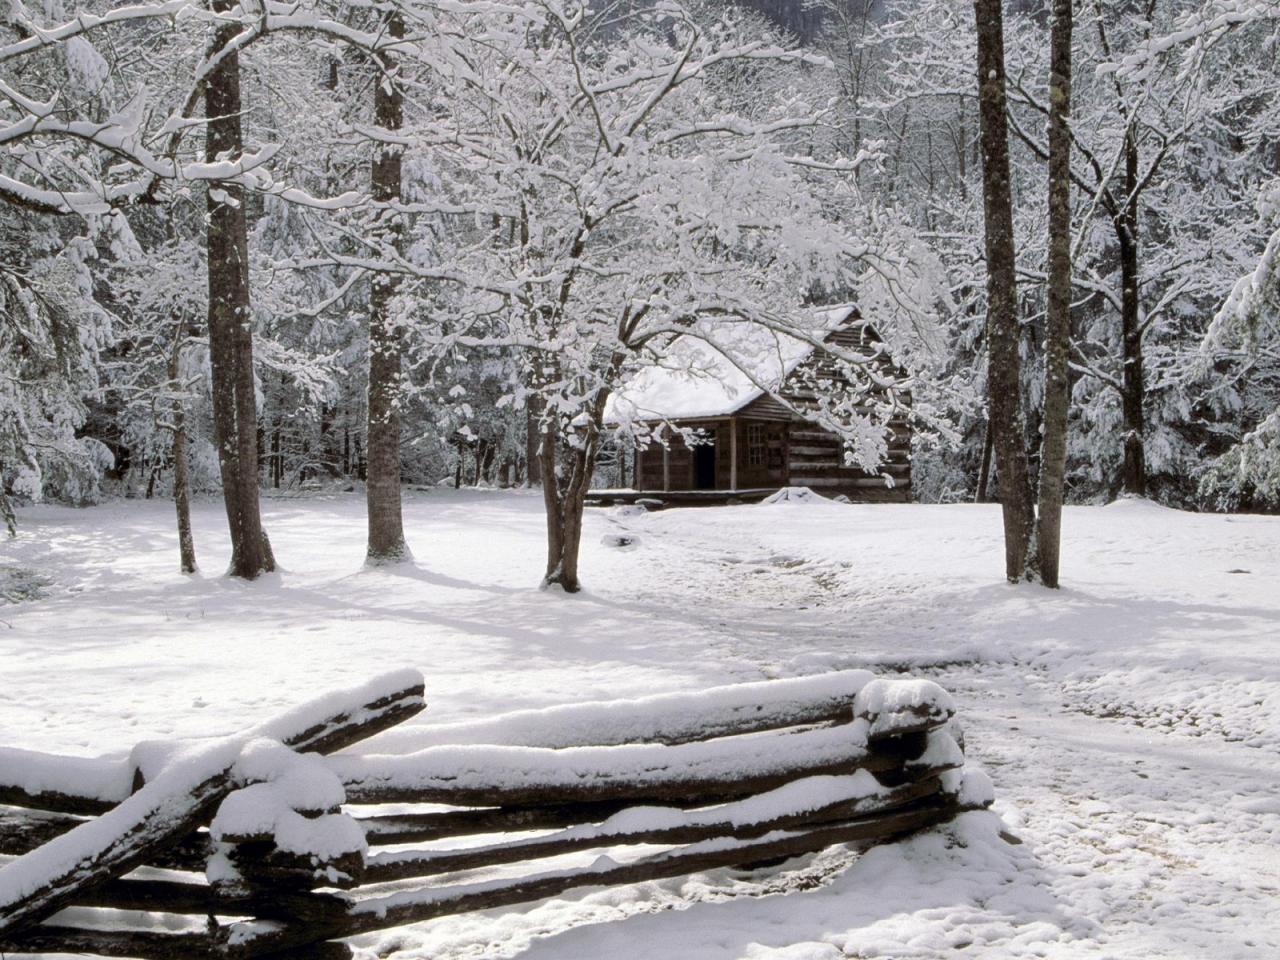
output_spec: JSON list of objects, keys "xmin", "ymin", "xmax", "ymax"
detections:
[{"xmin": 0, "ymin": 668, "xmax": 991, "ymax": 959}]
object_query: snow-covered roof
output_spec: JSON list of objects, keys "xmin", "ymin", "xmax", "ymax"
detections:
[{"xmin": 605, "ymin": 305, "xmax": 858, "ymax": 423}]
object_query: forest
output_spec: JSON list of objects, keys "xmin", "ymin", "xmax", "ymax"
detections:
[
  {"xmin": 3, "ymin": 4, "xmax": 1280, "ymax": 957},
  {"xmin": 2, "ymin": 0, "xmax": 1279, "ymax": 588}
]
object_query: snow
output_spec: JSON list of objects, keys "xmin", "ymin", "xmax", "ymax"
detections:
[
  {"xmin": 0, "ymin": 664, "xmax": 421, "ymax": 916},
  {"xmin": 210, "ymin": 739, "xmax": 355, "ymax": 858},
  {"xmin": 0, "ymin": 746, "xmax": 133, "ymax": 805},
  {"xmin": 2, "ymin": 489, "xmax": 1279, "ymax": 958},
  {"xmin": 328, "ymin": 722, "xmax": 879, "ymax": 803},
  {"xmin": 0, "ymin": 736, "xmax": 241, "ymax": 912},
  {"xmin": 909, "ymin": 729, "xmax": 964, "ymax": 771},
  {"xmin": 711, "ymin": 770, "xmax": 890, "ymax": 828},
  {"xmin": 604, "ymin": 306, "xmax": 855, "ymax": 423},
  {"xmin": 853, "ymin": 678, "xmax": 955, "ymax": 739},
  {"xmin": 356, "ymin": 670, "xmax": 873, "ymax": 753},
  {"xmin": 0, "ymin": 667, "xmax": 420, "ymax": 808},
  {"xmin": 231, "ymin": 739, "xmax": 346, "ymax": 811},
  {"xmin": 761, "ymin": 487, "xmax": 832, "ymax": 505},
  {"xmin": 271, "ymin": 811, "xmax": 366, "ymax": 861},
  {"xmin": 347, "ymin": 823, "xmax": 922, "ymax": 926},
  {"xmin": 363, "ymin": 770, "xmax": 904, "ymax": 877},
  {"xmin": 941, "ymin": 769, "xmax": 995, "ymax": 809}
]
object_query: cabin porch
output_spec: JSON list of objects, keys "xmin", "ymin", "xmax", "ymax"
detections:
[
  {"xmin": 631, "ymin": 416, "xmax": 791, "ymax": 494},
  {"xmin": 584, "ymin": 487, "xmax": 779, "ymax": 508}
]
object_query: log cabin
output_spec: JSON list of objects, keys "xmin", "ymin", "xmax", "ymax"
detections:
[{"xmin": 602, "ymin": 305, "xmax": 912, "ymax": 503}]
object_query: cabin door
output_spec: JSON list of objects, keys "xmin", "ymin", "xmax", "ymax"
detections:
[{"xmin": 693, "ymin": 440, "xmax": 716, "ymax": 490}]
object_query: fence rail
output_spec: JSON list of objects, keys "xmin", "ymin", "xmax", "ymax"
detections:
[{"xmin": 0, "ymin": 669, "xmax": 990, "ymax": 960}]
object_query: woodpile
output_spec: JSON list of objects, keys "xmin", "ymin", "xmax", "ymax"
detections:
[{"xmin": 0, "ymin": 670, "xmax": 991, "ymax": 960}]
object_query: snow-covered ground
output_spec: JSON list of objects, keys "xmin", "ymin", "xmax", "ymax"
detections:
[{"xmin": 2, "ymin": 489, "xmax": 1278, "ymax": 959}]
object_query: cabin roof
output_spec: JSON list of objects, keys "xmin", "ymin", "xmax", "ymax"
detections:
[{"xmin": 605, "ymin": 304, "xmax": 861, "ymax": 424}]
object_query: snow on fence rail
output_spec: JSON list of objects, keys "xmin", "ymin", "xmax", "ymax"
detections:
[{"xmin": 0, "ymin": 670, "xmax": 991, "ymax": 960}]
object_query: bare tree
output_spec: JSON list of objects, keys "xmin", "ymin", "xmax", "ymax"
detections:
[
  {"xmin": 205, "ymin": 0, "xmax": 274, "ymax": 579},
  {"xmin": 365, "ymin": 10, "xmax": 411, "ymax": 565},
  {"xmin": 1033, "ymin": 0, "xmax": 1074, "ymax": 587},
  {"xmin": 974, "ymin": 0, "xmax": 1035, "ymax": 582},
  {"xmin": 158, "ymin": 329, "xmax": 198, "ymax": 575}
]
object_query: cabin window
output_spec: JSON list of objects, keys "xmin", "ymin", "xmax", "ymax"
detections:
[
  {"xmin": 747, "ymin": 424, "xmax": 766, "ymax": 466},
  {"xmin": 767, "ymin": 431, "xmax": 784, "ymax": 470}
]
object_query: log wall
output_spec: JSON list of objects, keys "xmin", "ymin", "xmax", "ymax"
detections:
[
  {"xmin": 631, "ymin": 317, "xmax": 913, "ymax": 501},
  {"xmin": 771, "ymin": 322, "xmax": 912, "ymax": 501}
]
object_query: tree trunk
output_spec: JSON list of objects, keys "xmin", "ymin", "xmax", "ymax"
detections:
[
  {"xmin": 974, "ymin": 0, "xmax": 1035, "ymax": 582},
  {"xmin": 1118, "ymin": 125, "xmax": 1145, "ymax": 496},
  {"xmin": 206, "ymin": 5, "xmax": 273, "ymax": 579},
  {"xmin": 1033, "ymin": 0, "xmax": 1073, "ymax": 588},
  {"xmin": 540, "ymin": 388, "xmax": 611, "ymax": 593},
  {"xmin": 975, "ymin": 417, "xmax": 994, "ymax": 503},
  {"xmin": 271, "ymin": 427, "xmax": 281, "ymax": 489},
  {"xmin": 168, "ymin": 335, "xmax": 196, "ymax": 575},
  {"xmin": 481, "ymin": 441, "xmax": 497, "ymax": 485},
  {"xmin": 365, "ymin": 12, "xmax": 410, "ymax": 565},
  {"xmin": 525, "ymin": 400, "xmax": 542, "ymax": 486},
  {"xmin": 173, "ymin": 420, "xmax": 196, "ymax": 575}
]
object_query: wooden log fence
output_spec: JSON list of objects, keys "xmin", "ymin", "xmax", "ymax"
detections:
[{"xmin": 0, "ymin": 670, "xmax": 992, "ymax": 960}]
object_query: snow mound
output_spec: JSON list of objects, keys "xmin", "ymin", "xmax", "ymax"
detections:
[
  {"xmin": 210, "ymin": 739, "xmax": 365, "ymax": 868},
  {"xmin": 853, "ymin": 678, "xmax": 957, "ymax": 743},
  {"xmin": 761, "ymin": 487, "xmax": 829, "ymax": 505},
  {"xmin": 1102, "ymin": 495, "xmax": 1178, "ymax": 514},
  {"xmin": 213, "ymin": 741, "xmax": 344, "ymax": 829},
  {"xmin": 0, "ymin": 746, "xmax": 133, "ymax": 805},
  {"xmin": 358, "ymin": 670, "xmax": 874, "ymax": 753}
]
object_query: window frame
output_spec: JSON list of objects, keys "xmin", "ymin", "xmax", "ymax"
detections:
[{"xmin": 746, "ymin": 423, "xmax": 767, "ymax": 466}]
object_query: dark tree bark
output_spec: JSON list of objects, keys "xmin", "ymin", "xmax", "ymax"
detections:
[
  {"xmin": 481, "ymin": 440, "xmax": 497, "ymax": 485},
  {"xmin": 539, "ymin": 398, "xmax": 608, "ymax": 594},
  {"xmin": 975, "ymin": 417, "xmax": 994, "ymax": 503},
  {"xmin": 1033, "ymin": 0, "xmax": 1074, "ymax": 587},
  {"xmin": 206, "ymin": 5, "xmax": 274, "ymax": 579},
  {"xmin": 524, "ymin": 399, "xmax": 542, "ymax": 486},
  {"xmin": 173, "ymin": 430, "xmax": 195, "ymax": 576},
  {"xmin": 1117, "ymin": 125, "xmax": 1146, "ymax": 496},
  {"xmin": 166, "ymin": 333, "xmax": 197, "ymax": 575},
  {"xmin": 365, "ymin": 12, "xmax": 411, "ymax": 564},
  {"xmin": 1086, "ymin": 10, "xmax": 1153, "ymax": 498},
  {"xmin": 271, "ymin": 426, "xmax": 282, "ymax": 489},
  {"xmin": 974, "ymin": 0, "xmax": 1035, "ymax": 582}
]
